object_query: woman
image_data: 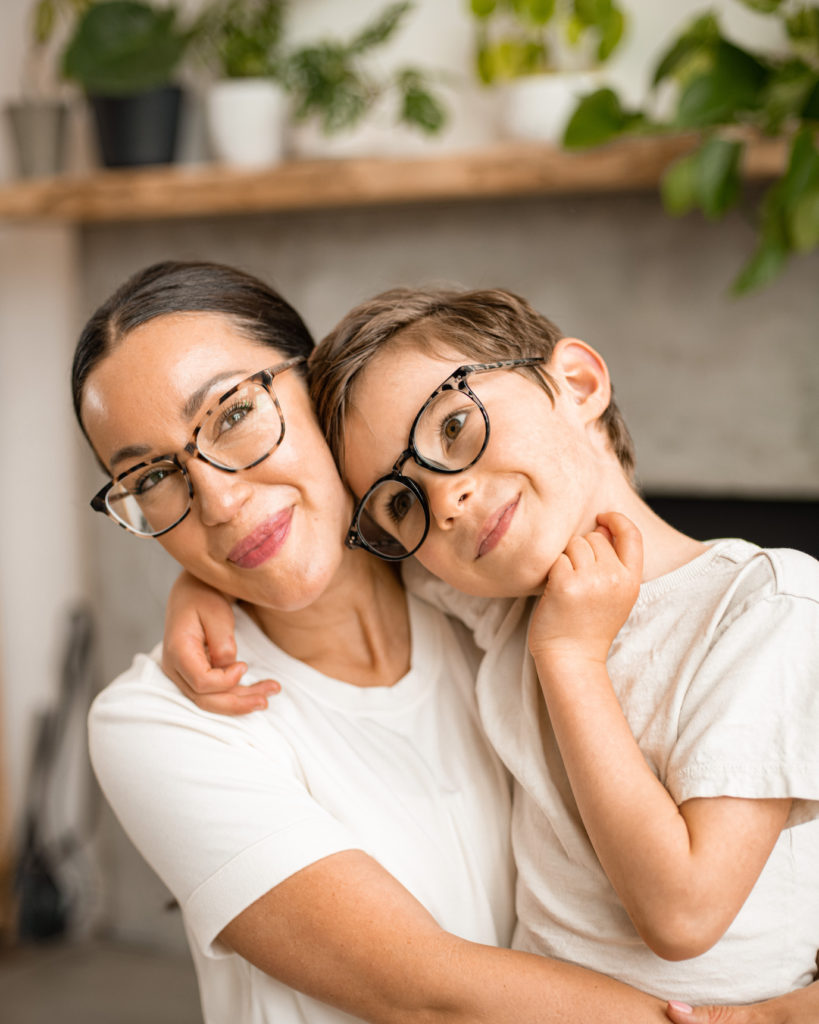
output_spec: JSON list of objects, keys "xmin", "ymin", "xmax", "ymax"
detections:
[{"xmin": 76, "ymin": 261, "xmax": 807, "ymax": 1024}]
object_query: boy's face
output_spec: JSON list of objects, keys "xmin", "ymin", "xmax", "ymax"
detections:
[{"xmin": 342, "ymin": 337, "xmax": 616, "ymax": 597}]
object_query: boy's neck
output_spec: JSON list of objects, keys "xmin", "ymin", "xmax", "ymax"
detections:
[{"xmin": 602, "ymin": 480, "xmax": 709, "ymax": 582}]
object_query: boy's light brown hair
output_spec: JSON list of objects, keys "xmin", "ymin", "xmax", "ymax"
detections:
[{"xmin": 310, "ymin": 286, "xmax": 636, "ymax": 482}]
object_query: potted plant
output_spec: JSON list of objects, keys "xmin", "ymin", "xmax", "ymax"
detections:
[
  {"xmin": 197, "ymin": 0, "xmax": 289, "ymax": 167},
  {"xmin": 61, "ymin": 0, "xmax": 198, "ymax": 167},
  {"xmin": 468, "ymin": 0, "xmax": 627, "ymax": 143},
  {"xmin": 562, "ymin": 0, "xmax": 819, "ymax": 293},
  {"xmin": 285, "ymin": 1, "xmax": 447, "ymax": 159},
  {"xmin": 3, "ymin": 0, "xmax": 90, "ymax": 178}
]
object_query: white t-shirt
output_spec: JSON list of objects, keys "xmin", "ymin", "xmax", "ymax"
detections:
[
  {"xmin": 89, "ymin": 594, "xmax": 515, "ymax": 1024},
  {"xmin": 407, "ymin": 539, "xmax": 819, "ymax": 1003}
]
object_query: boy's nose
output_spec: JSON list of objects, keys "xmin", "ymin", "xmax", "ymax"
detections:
[
  {"xmin": 187, "ymin": 457, "xmax": 252, "ymax": 526},
  {"xmin": 421, "ymin": 469, "xmax": 475, "ymax": 530}
]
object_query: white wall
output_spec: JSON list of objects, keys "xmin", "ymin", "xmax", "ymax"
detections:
[{"xmin": 0, "ymin": 0, "xmax": 88, "ymax": 855}]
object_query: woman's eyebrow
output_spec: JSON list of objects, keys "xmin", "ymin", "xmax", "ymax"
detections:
[
  {"xmin": 181, "ymin": 369, "xmax": 250, "ymax": 420},
  {"xmin": 109, "ymin": 369, "xmax": 252, "ymax": 470}
]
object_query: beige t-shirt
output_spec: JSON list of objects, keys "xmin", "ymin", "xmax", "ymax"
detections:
[{"xmin": 406, "ymin": 539, "xmax": 819, "ymax": 1003}]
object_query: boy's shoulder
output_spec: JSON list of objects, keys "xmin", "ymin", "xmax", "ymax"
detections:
[{"xmin": 711, "ymin": 537, "xmax": 819, "ymax": 604}]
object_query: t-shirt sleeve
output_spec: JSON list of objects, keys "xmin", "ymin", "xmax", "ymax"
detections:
[
  {"xmin": 666, "ymin": 576, "xmax": 819, "ymax": 828},
  {"xmin": 88, "ymin": 650, "xmax": 361, "ymax": 958}
]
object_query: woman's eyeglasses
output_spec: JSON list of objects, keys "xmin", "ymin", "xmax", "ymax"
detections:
[
  {"xmin": 346, "ymin": 358, "xmax": 545, "ymax": 561},
  {"xmin": 91, "ymin": 357, "xmax": 305, "ymax": 538}
]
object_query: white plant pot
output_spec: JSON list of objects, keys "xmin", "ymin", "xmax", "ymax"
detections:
[
  {"xmin": 206, "ymin": 78, "xmax": 288, "ymax": 168},
  {"xmin": 502, "ymin": 71, "xmax": 601, "ymax": 144}
]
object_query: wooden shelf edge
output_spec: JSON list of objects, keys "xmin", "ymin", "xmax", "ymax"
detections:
[{"xmin": 0, "ymin": 135, "xmax": 788, "ymax": 225}]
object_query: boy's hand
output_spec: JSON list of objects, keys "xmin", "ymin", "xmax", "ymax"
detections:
[
  {"xmin": 528, "ymin": 511, "xmax": 643, "ymax": 666},
  {"xmin": 162, "ymin": 571, "xmax": 280, "ymax": 715}
]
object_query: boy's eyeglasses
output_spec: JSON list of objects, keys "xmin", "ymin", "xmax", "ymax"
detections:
[
  {"xmin": 346, "ymin": 358, "xmax": 545, "ymax": 561},
  {"xmin": 90, "ymin": 357, "xmax": 305, "ymax": 537}
]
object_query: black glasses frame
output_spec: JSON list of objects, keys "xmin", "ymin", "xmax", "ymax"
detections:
[
  {"xmin": 91, "ymin": 356, "xmax": 306, "ymax": 538},
  {"xmin": 346, "ymin": 357, "xmax": 545, "ymax": 561}
]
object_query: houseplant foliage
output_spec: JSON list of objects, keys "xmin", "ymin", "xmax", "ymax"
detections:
[
  {"xmin": 285, "ymin": 1, "xmax": 446, "ymax": 136},
  {"xmin": 60, "ymin": 1, "xmax": 200, "ymax": 166},
  {"xmin": 196, "ymin": 0, "xmax": 285, "ymax": 80},
  {"xmin": 469, "ymin": 0, "xmax": 627, "ymax": 83},
  {"xmin": 195, "ymin": 0, "xmax": 289, "ymax": 167},
  {"xmin": 563, "ymin": 0, "xmax": 819, "ymax": 293},
  {"xmin": 61, "ymin": 0, "xmax": 194, "ymax": 95}
]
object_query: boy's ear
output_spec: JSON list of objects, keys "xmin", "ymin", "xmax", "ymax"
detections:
[{"xmin": 551, "ymin": 338, "xmax": 611, "ymax": 422}]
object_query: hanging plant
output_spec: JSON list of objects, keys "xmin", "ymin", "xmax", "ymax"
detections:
[{"xmin": 563, "ymin": 0, "xmax": 819, "ymax": 294}]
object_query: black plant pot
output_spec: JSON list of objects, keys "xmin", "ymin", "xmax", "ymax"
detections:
[{"xmin": 89, "ymin": 84, "xmax": 182, "ymax": 168}]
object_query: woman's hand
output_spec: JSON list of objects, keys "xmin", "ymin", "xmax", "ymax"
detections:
[
  {"xmin": 528, "ymin": 510, "xmax": 643, "ymax": 666},
  {"xmin": 162, "ymin": 571, "xmax": 280, "ymax": 715},
  {"xmin": 666, "ymin": 979, "xmax": 819, "ymax": 1023}
]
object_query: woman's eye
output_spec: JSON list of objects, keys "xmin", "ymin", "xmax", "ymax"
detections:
[
  {"xmin": 216, "ymin": 400, "xmax": 254, "ymax": 435},
  {"xmin": 132, "ymin": 467, "xmax": 173, "ymax": 496}
]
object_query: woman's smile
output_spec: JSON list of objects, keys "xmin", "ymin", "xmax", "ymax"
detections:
[{"xmin": 228, "ymin": 507, "xmax": 294, "ymax": 569}]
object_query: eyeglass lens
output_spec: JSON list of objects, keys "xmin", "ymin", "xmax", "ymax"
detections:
[
  {"xmin": 105, "ymin": 381, "xmax": 284, "ymax": 536},
  {"xmin": 356, "ymin": 384, "xmax": 487, "ymax": 558}
]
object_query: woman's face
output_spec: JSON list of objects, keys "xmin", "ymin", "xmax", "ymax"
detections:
[
  {"xmin": 342, "ymin": 338, "xmax": 613, "ymax": 598},
  {"xmin": 82, "ymin": 312, "xmax": 352, "ymax": 612}
]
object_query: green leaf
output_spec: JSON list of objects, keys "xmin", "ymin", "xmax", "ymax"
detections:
[
  {"xmin": 732, "ymin": 235, "xmax": 788, "ymax": 293},
  {"xmin": 397, "ymin": 70, "xmax": 447, "ymax": 134},
  {"xmin": 779, "ymin": 127, "xmax": 819, "ymax": 209},
  {"xmin": 596, "ymin": 7, "xmax": 624, "ymax": 62},
  {"xmin": 802, "ymin": 77, "xmax": 819, "ymax": 119},
  {"xmin": 695, "ymin": 137, "xmax": 743, "ymax": 218},
  {"xmin": 522, "ymin": 0, "xmax": 556, "ymax": 26},
  {"xmin": 33, "ymin": 0, "xmax": 56, "ymax": 45},
  {"xmin": 759, "ymin": 60, "xmax": 818, "ymax": 133},
  {"xmin": 470, "ymin": 0, "xmax": 497, "ymax": 16},
  {"xmin": 732, "ymin": 181, "xmax": 789, "ymax": 293},
  {"xmin": 735, "ymin": 0, "xmax": 785, "ymax": 12},
  {"xmin": 652, "ymin": 13, "xmax": 720, "ymax": 87},
  {"xmin": 62, "ymin": 1, "xmax": 190, "ymax": 94},
  {"xmin": 674, "ymin": 42, "xmax": 768, "ymax": 127},
  {"xmin": 661, "ymin": 152, "xmax": 700, "ymax": 216},
  {"xmin": 789, "ymin": 185, "xmax": 819, "ymax": 251},
  {"xmin": 562, "ymin": 87, "xmax": 627, "ymax": 148},
  {"xmin": 350, "ymin": 1, "xmax": 411, "ymax": 55},
  {"xmin": 786, "ymin": 7, "xmax": 819, "ymax": 48}
]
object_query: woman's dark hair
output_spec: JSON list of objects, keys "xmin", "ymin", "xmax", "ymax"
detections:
[{"xmin": 71, "ymin": 260, "xmax": 315, "ymax": 435}]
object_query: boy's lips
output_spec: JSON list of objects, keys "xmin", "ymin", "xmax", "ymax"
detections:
[
  {"xmin": 476, "ymin": 497, "xmax": 519, "ymax": 559},
  {"xmin": 228, "ymin": 508, "xmax": 294, "ymax": 568}
]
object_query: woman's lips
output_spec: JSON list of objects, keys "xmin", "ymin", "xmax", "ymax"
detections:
[
  {"xmin": 228, "ymin": 508, "xmax": 294, "ymax": 569},
  {"xmin": 476, "ymin": 497, "xmax": 519, "ymax": 559}
]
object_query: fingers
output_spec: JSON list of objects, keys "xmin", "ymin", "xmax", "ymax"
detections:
[
  {"xmin": 179, "ymin": 678, "xmax": 281, "ymax": 717},
  {"xmin": 666, "ymin": 1002, "xmax": 740, "ymax": 1024},
  {"xmin": 596, "ymin": 510, "xmax": 644, "ymax": 576}
]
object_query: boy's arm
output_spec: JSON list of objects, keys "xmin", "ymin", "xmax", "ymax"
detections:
[
  {"xmin": 529, "ymin": 512, "xmax": 791, "ymax": 961},
  {"xmin": 162, "ymin": 571, "xmax": 279, "ymax": 714}
]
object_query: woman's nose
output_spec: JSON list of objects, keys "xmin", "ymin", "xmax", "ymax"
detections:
[
  {"xmin": 421, "ymin": 469, "xmax": 474, "ymax": 529},
  {"xmin": 187, "ymin": 457, "xmax": 252, "ymax": 526}
]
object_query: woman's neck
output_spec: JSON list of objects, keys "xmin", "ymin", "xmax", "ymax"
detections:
[{"xmin": 242, "ymin": 550, "xmax": 411, "ymax": 688}]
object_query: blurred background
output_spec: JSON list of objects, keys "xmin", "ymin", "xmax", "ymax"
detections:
[{"xmin": 0, "ymin": 0, "xmax": 817, "ymax": 1019}]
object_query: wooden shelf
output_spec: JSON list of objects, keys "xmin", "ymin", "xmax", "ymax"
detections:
[{"xmin": 0, "ymin": 135, "xmax": 787, "ymax": 224}]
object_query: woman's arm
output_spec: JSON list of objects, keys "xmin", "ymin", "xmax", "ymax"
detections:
[
  {"xmin": 529, "ymin": 512, "xmax": 791, "ymax": 961},
  {"xmin": 221, "ymin": 847, "xmax": 819, "ymax": 1024}
]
